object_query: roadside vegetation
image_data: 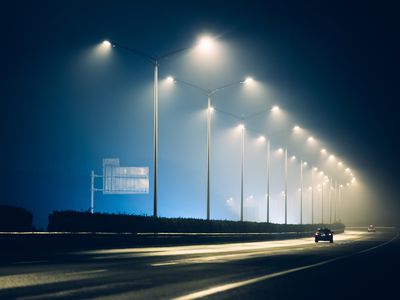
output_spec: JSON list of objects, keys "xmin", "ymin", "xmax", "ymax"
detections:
[
  {"xmin": 48, "ymin": 210, "xmax": 345, "ymax": 233},
  {"xmin": 0, "ymin": 205, "xmax": 33, "ymax": 231}
]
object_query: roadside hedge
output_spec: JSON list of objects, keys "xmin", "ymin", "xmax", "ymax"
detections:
[
  {"xmin": 48, "ymin": 210, "xmax": 345, "ymax": 233},
  {"xmin": 0, "ymin": 205, "xmax": 33, "ymax": 231}
]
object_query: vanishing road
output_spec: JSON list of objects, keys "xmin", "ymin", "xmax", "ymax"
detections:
[{"xmin": 0, "ymin": 229, "xmax": 398, "ymax": 299}]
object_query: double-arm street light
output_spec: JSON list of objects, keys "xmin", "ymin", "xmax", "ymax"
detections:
[
  {"xmin": 100, "ymin": 37, "xmax": 215, "ymax": 218},
  {"xmin": 166, "ymin": 77, "xmax": 253, "ymax": 220}
]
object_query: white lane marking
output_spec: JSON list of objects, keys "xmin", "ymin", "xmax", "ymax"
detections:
[
  {"xmin": 12, "ymin": 260, "xmax": 49, "ymax": 265},
  {"xmin": 0, "ymin": 269, "xmax": 107, "ymax": 290},
  {"xmin": 64, "ymin": 269, "xmax": 107, "ymax": 276},
  {"xmin": 150, "ymin": 262, "xmax": 178, "ymax": 267},
  {"xmin": 173, "ymin": 232, "xmax": 399, "ymax": 300},
  {"xmin": 17, "ymin": 282, "xmax": 126, "ymax": 300}
]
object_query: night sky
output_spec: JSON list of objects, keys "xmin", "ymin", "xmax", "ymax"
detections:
[{"xmin": 1, "ymin": 0, "xmax": 399, "ymax": 228}]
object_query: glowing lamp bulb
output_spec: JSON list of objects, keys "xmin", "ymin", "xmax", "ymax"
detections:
[
  {"xmin": 244, "ymin": 77, "xmax": 254, "ymax": 84},
  {"xmin": 102, "ymin": 40, "xmax": 111, "ymax": 47},
  {"xmin": 199, "ymin": 36, "xmax": 214, "ymax": 51},
  {"xmin": 271, "ymin": 106, "xmax": 280, "ymax": 112}
]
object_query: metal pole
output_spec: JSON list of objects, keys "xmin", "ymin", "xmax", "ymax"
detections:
[
  {"xmin": 153, "ymin": 62, "xmax": 158, "ymax": 218},
  {"xmin": 300, "ymin": 159, "xmax": 303, "ymax": 224},
  {"xmin": 240, "ymin": 126, "xmax": 245, "ymax": 222},
  {"xmin": 321, "ymin": 182, "xmax": 324, "ymax": 224},
  {"xmin": 311, "ymin": 166, "xmax": 314, "ymax": 224},
  {"xmin": 329, "ymin": 178, "xmax": 332, "ymax": 224},
  {"xmin": 334, "ymin": 182, "xmax": 337, "ymax": 223},
  {"xmin": 338, "ymin": 185, "xmax": 341, "ymax": 222},
  {"xmin": 267, "ymin": 139, "xmax": 270, "ymax": 223},
  {"xmin": 284, "ymin": 147, "xmax": 288, "ymax": 225},
  {"xmin": 206, "ymin": 94, "xmax": 212, "ymax": 220},
  {"xmin": 90, "ymin": 170, "xmax": 94, "ymax": 214},
  {"xmin": 341, "ymin": 186, "xmax": 345, "ymax": 222}
]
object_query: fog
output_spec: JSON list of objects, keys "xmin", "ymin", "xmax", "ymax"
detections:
[{"xmin": 2, "ymin": 1, "xmax": 398, "ymax": 229}]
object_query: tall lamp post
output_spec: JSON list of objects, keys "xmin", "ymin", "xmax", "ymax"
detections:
[
  {"xmin": 167, "ymin": 77, "xmax": 253, "ymax": 220},
  {"xmin": 101, "ymin": 40, "xmax": 197, "ymax": 218},
  {"xmin": 311, "ymin": 166, "xmax": 315, "ymax": 224},
  {"xmin": 300, "ymin": 159, "xmax": 304, "ymax": 224},
  {"xmin": 239, "ymin": 123, "xmax": 245, "ymax": 221},
  {"xmin": 267, "ymin": 139, "xmax": 270, "ymax": 223},
  {"xmin": 321, "ymin": 182, "xmax": 324, "ymax": 224},
  {"xmin": 284, "ymin": 147, "xmax": 288, "ymax": 224}
]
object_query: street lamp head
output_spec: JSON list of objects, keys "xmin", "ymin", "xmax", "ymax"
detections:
[
  {"xmin": 238, "ymin": 123, "xmax": 244, "ymax": 130},
  {"xmin": 209, "ymin": 106, "xmax": 214, "ymax": 112},
  {"xmin": 271, "ymin": 105, "xmax": 280, "ymax": 112},
  {"xmin": 102, "ymin": 40, "xmax": 112, "ymax": 47},
  {"xmin": 338, "ymin": 161, "xmax": 343, "ymax": 167},
  {"xmin": 319, "ymin": 171, "xmax": 324, "ymax": 175},
  {"xmin": 259, "ymin": 135, "xmax": 266, "ymax": 141},
  {"xmin": 313, "ymin": 167, "xmax": 318, "ymax": 171},
  {"xmin": 166, "ymin": 76, "xmax": 174, "ymax": 83},
  {"xmin": 303, "ymin": 161, "xmax": 308, "ymax": 166},
  {"xmin": 293, "ymin": 125, "xmax": 300, "ymax": 131},
  {"xmin": 243, "ymin": 77, "xmax": 254, "ymax": 84},
  {"xmin": 278, "ymin": 148, "xmax": 283, "ymax": 153},
  {"xmin": 291, "ymin": 155, "xmax": 296, "ymax": 160},
  {"xmin": 329, "ymin": 154, "xmax": 335, "ymax": 160},
  {"xmin": 307, "ymin": 136, "xmax": 314, "ymax": 142},
  {"xmin": 198, "ymin": 36, "xmax": 214, "ymax": 52}
]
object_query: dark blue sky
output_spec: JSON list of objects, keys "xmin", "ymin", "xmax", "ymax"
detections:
[{"xmin": 1, "ymin": 0, "xmax": 399, "ymax": 228}]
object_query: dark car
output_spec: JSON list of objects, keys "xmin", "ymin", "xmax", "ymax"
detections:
[
  {"xmin": 367, "ymin": 225, "xmax": 376, "ymax": 232},
  {"xmin": 315, "ymin": 228, "xmax": 334, "ymax": 243}
]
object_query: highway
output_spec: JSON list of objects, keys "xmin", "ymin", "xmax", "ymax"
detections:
[{"xmin": 0, "ymin": 229, "xmax": 398, "ymax": 299}]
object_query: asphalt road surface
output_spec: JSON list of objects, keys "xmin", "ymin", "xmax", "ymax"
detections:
[{"xmin": 0, "ymin": 229, "xmax": 398, "ymax": 299}]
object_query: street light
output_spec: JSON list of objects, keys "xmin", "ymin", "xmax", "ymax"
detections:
[
  {"xmin": 300, "ymin": 159, "xmax": 304, "ymax": 224},
  {"xmin": 271, "ymin": 106, "xmax": 280, "ymax": 112},
  {"xmin": 198, "ymin": 36, "xmax": 214, "ymax": 52},
  {"xmin": 284, "ymin": 147, "xmax": 288, "ymax": 224},
  {"xmin": 102, "ymin": 39, "xmax": 199, "ymax": 218},
  {"xmin": 244, "ymin": 77, "xmax": 254, "ymax": 84},
  {"xmin": 167, "ymin": 76, "xmax": 252, "ymax": 220},
  {"xmin": 102, "ymin": 40, "xmax": 112, "ymax": 46},
  {"xmin": 239, "ymin": 123, "xmax": 245, "ymax": 221}
]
